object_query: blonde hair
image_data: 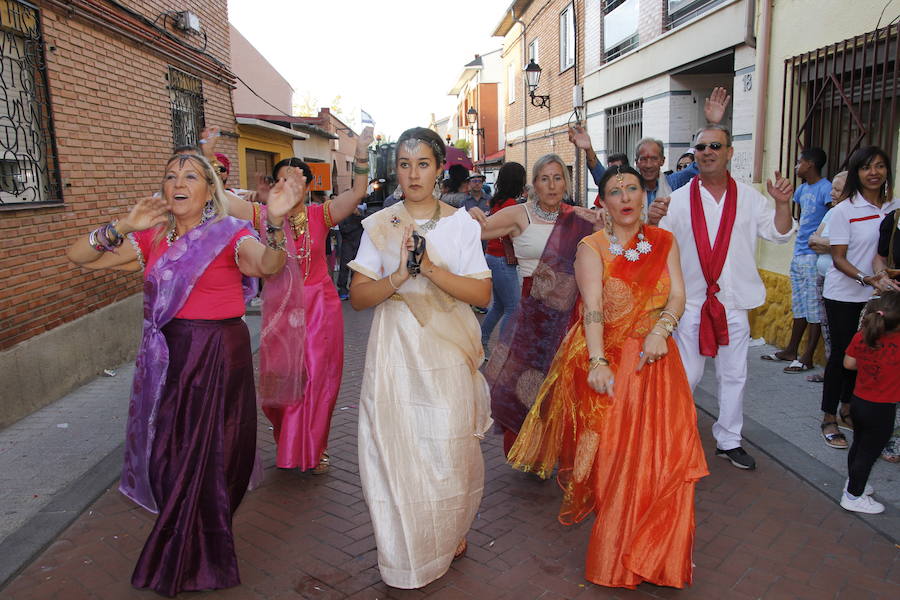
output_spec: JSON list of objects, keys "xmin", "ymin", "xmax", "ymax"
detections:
[
  {"xmin": 528, "ymin": 154, "xmax": 571, "ymax": 204},
  {"xmin": 154, "ymin": 153, "xmax": 228, "ymax": 244}
]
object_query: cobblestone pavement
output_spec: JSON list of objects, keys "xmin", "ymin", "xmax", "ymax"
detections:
[{"xmin": 2, "ymin": 306, "xmax": 900, "ymax": 599}]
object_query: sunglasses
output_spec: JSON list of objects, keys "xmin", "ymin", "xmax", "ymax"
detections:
[{"xmin": 693, "ymin": 142, "xmax": 726, "ymax": 152}]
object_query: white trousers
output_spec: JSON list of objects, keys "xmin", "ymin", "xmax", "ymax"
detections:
[{"xmin": 674, "ymin": 307, "xmax": 750, "ymax": 451}]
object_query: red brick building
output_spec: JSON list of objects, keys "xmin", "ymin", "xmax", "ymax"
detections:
[
  {"xmin": 0, "ymin": 0, "xmax": 237, "ymax": 426},
  {"xmin": 494, "ymin": 0, "xmax": 585, "ymax": 198}
]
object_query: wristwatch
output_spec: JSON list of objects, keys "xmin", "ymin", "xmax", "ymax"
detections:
[{"xmin": 855, "ymin": 272, "xmax": 868, "ymax": 286}]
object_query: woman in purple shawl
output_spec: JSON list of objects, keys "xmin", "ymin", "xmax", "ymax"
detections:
[{"xmin": 66, "ymin": 154, "xmax": 304, "ymax": 596}]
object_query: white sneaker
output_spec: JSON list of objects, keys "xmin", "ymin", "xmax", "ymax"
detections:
[
  {"xmin": 843, "ymin": 479, "xmax": 874, "ymax": 497},
  {"xmin": 840, "ymin": 492, "xmax": 884, "ymax": 514}
]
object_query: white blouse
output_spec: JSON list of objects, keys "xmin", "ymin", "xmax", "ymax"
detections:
[{"xmin": 351, "ymin": 207, "xmax": 490, "ymax": 280}]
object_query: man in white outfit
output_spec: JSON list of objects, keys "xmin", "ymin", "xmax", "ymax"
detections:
[{"xmin": 651, "ymin": 124, "xmax": 796, "ymax": 469}]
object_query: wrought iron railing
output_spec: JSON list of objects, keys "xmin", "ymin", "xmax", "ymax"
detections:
[
  {"xmin": 779, "ymin": 23, "xmax": 899, "ymax": 184},
  {"xmin": 0, "ymin": 0, "xmax": 62, "ymax": 206},
  {"xmin": 168, "ymin": 66, "xmax": 205, "ymax": 148}
]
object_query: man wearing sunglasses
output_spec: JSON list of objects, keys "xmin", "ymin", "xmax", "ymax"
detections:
[
  {"xmin": 653, "ymin": 124, "xmax": 796, "ymax": 471},
  {"xmin": 570, "ymin": 87, "xmax": 731, "ymax": 209}
]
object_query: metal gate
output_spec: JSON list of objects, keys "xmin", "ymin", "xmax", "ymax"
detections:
[{"xmin": 779, "ymin": 23, "xmax": 899, "ymax": 181}]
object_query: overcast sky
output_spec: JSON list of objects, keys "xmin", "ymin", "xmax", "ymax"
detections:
[{"xmin": 227, "ymin": 0, "xmax": 512, "ymax": 139}]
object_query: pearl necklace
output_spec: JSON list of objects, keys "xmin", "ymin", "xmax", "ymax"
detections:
[
  {"xmin": 608, "ymin": 226, "xmax": 652, "ymax": 262},
  {"xmin": 532, "ymin": 200, "xmax": 559, "ymax": 222}
]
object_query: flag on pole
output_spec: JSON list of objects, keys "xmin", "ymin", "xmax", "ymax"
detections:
[{"xmin": 361, "ymin": 109, "xmax": 375, "ymax": 126}]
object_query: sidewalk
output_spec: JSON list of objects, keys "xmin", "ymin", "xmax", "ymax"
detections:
[{"xmin": 1, "ymin": 306, "xmax": 898, "ymax": 599}]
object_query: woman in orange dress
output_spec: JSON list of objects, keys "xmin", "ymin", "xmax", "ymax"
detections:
[{"xmin": 509, "ymin": 166, "xmax": 708, "ymax": 589}]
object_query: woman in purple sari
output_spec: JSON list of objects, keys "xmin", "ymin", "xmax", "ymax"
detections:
[{"xmin": 66, "ymin": 154, "xmax": 304, "ymax": 596}]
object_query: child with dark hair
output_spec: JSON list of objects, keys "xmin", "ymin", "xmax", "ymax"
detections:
[
  {"xmin": 763, "ymin": 148, "xmax": 831, "ymax": 373},
  {"xmin": 840, "ymin": 291, "xmax": 900, "ymax": 514}
]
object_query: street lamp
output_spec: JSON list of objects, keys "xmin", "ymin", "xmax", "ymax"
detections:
[
  {"xmin": 525, "ymin": 59, "xmax": 550, "ymax": 109},
  {"xmin": 466, "ymin": 107, "xmax": 485, "ymax": 138}
]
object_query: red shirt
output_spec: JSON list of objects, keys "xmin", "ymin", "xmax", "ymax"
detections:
[
  {"xmin": 134, "ymin": 227, "xmax": 254, "ymax": 320},
  {"xmin": 846, "ymin": 330, "xmax": 900, "ymax": 403},
  {"xmin": 486, "ymin": 198, "xmax": 518, "ymax": 257}
]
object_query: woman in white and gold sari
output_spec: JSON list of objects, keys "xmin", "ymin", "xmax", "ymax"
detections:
[{"xmin": 349, "ymin": 127, "xmax": 492, "ymax": 589}]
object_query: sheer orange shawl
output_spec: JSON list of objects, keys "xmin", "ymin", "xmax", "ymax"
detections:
[{"xmin": 508, "ymin": 226, "xmax": 673, "ymax": 523}]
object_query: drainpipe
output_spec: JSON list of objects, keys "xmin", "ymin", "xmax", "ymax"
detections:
[
  {"xmin": 752, "ymin": 0, "xmax": 773, "ymax": 183},
  {"xmin": 513, "ymin": 7, "xmax": 527, "ymax": 174}
]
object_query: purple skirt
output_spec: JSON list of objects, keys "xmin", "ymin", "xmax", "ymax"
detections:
[{"xmin": 131, "ymin": 318, "xmax": 256, "ymax": 597}]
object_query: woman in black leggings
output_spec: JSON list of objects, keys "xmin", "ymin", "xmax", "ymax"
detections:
[{"xmin": 819, "ymin": 146, "xmax": 898, "ymax": 449}]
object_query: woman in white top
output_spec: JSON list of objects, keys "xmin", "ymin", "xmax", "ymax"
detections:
[
  {"xmin": 806, "ymin": 172, "xmax": 846, "ymax": 384},
  {"xmin": 348, "ymin": 127, "xmax": 492, "ymax": 589},
  {"xmin": 820, "ymin": 147, "xmax": 898, "ymax": 448},
  {"xmin": 469, "ymin": 154, "xmax": 597, "ymax": 455}
]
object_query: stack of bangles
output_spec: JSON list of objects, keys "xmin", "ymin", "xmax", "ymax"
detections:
[
  {"xmin": 89, "ymin": 221, "xmax": 125, "ymax": 252},
  {"xmin": 352, "ymin": 155, "xmax": 370, "ymax": 176},
  {"xmin": 649, "ymin": 309, "xmax": 680, "ymax": 339},
  {"xmin": 265, "ymin": 220, "xmax": 286, "ymax": 251}
]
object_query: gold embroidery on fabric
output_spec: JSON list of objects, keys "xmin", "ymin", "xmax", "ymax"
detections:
[{"xmin": 573, "ymin": 430, "xmax": 600, "ymax": 483}]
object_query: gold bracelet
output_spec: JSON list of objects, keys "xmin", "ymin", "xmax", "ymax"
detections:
[
  {"xmin": 589, "ymin": 356, "xmax": 609, "ymax": 370},
  {"xmin": 387, "ymin": 272, "xmax": 400, "ymax": 290},
  {"xmin": 655, "ymin": 318, "xmax": 675, "ymax": 334},
  {"xmin": 659, "ymin": 309, "xmax": 680, "ymax": 326},
  {"xmin": 649, "ymin": 329, "xmax": 668, "ymax": 339}
]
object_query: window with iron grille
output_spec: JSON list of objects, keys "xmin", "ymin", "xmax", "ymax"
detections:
[
  {"xmin": 606, "ymin": 100, "xmax": 643, "ymax": 160},
  {"xmin": 168, "ymin": 67, "xmax": 205, "ymax": 148},
  {"xmin": 0, "ymin": 0, "xmax": 62, "ymax": 207},
  {"xmin": 603, "ymin": 0, "xmax": 639, "ymax": 61},
  {"xmin": 666, "ymin": 0, "xmax": 725, "ymax": 30},
  {"xmin": 779, "ymin": 23, "xmax": 899, "ymax": 184}
]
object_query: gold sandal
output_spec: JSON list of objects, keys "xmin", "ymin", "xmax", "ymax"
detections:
[
  {"xmin": 453, "ymin": 539, "xmax": 467, "ymax": 561},
  {"xmin": 312, "ymin": 452, "xmax": 330, "ymax": 474}
]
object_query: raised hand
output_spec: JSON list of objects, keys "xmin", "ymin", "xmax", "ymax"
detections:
[
  {"xmin": 254, "ymin": 174, "xmax": 273, "ymax": 205},
  {"xmin": 120, "ymin": 195, "xmax": 170, "ymax": 233},
  {"xmin": 766, "ymin": 170, "xmax": 794, "ymax": 205},
  {"xmin": 266, "ymin": 168, "xmax": 306, "ymax": 221},
  {"xmin": 356, "ymin": 126, "xmax": 375, "ymax": 156},
  {"xmin": 704, "ymin": 87, "xmax": 731, "ymax": 124},
  {"xmin": 568, "ymin": 125, "xmax": 594, "ymax": 151},
  {"xmin": 199, "ymin": 126, "xmax": 220, "ymax": 159}
]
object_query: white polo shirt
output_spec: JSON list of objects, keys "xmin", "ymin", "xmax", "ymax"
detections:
[
  {"xmin": 660, "ymin": 178, "xmax": 796, "ymax": 312},
  {"xmin": 823, "ymin": 193, "xmax": 899, "ymax": 303}
]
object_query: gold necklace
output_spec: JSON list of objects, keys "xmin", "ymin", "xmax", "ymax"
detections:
[{"xmin": 287, "ymin": 206, "xmax": 312, "ymax": 279}]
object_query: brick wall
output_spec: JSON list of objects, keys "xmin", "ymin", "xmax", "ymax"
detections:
[
  {"xmin": 0, "ymin": 0, "xmax": 235, "ymax": 351},
  {"xmin": 501, "ymin": 0, "xmax": 584, "ymax": 188}
]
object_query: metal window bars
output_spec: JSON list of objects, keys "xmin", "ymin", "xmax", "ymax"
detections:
[
  {"xmin": 779, "ymin": 23, "xmax": 899, "ymax": 187},
  {"xmin": 168, "ymin": 66, "xmax": 205, "ymax": 148},
  {"xmin": 0, "ymin": 0, "xmax": 62, "ymax": 206},
  {"xmin": 606, "ymin": 99, "xmax": 643, "ymax": 161}
]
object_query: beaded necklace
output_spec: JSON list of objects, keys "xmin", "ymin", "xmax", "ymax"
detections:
[
  {"xmin": 166, "ymin": 201, "xmax": 215, "ymax": 244},
  {"xmin": 607, "ymin": 224, "xmax": 653, "ymax": 262},
  {"xmin": 532, "ymin": 200, "xmax": 559, "ymax": 222}
]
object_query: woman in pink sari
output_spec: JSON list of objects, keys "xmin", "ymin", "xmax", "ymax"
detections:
[{"xmin": 251, "ymin": 127, "xmax": 375, "ymax": 473}]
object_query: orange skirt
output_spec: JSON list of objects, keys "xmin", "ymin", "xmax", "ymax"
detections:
[{"xmin": 585, "ymin": 337, "xmax": 708, "ymax": 589}]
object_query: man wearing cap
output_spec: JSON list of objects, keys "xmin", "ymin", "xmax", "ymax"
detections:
[
  {"xmin": 212, "ymin": 152, "xmax": 231, "ymax": 188},
  {"xmin": 463, "ymin": 173, "xmax": 491, "ymax": 213}
]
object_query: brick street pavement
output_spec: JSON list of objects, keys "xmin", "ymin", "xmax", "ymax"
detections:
[{"xmin": 3, "ymin": 306, "xmax": 900, "ymax": 599}]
